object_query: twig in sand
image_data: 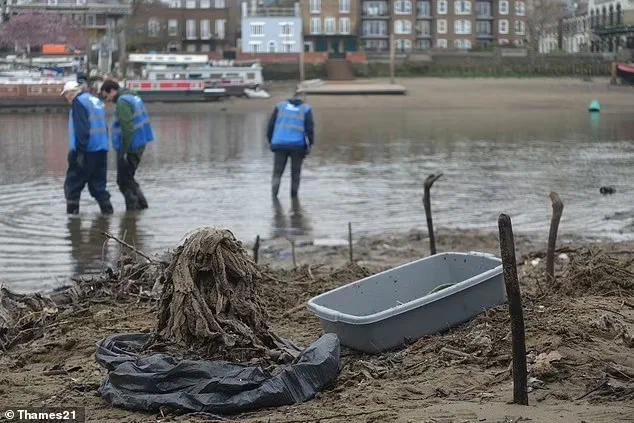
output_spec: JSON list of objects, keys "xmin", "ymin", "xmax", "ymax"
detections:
[
  {"xmin": 623, "ymin": 300, "xmax": 634, "ymax": 309},
  {"xmin": 547, "ymin": 192, "xmax": 564, "ymax": 283},
  {"xmin": 348, "ymin": 222, "xmax": 354, "ymax": 263},
  {"xmin": 282, "ymin": 302, "xmax": 307, "ymax": 317},
  {"xmin": 307, "ymin": 264, "xmax": 314, "ymax": 281},
  {"xmin": 423, "ymin": 173, "xmax": 443, "ymax": 256},
  {"xmin": 253, "ymin": 235, "xmax": 260, "ymax": 264},
  {"xmin": 101, "ymin": 231, "xmax": 157, "ymax": 263},
  {"xmin": 440, "ymin": 347, "xmax": 485, "ymax": 363},
  {"xmin": 576, "ymin": 379, "xmax": 608, "ymax": 400},
  {"xmin": 286, "ymin": 238, "xmax": 297, "ymax": 268}
]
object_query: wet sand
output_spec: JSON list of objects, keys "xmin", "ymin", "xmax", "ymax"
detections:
[{"xmin": 1, "ymin": 229, "xmax": 633, "ymax": 423}]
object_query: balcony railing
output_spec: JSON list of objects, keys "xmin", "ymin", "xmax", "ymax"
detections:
[
  {"xmin": 362, "ymin": 11, "xmax": 389, "ymax": 18},
  {"xmin": 361, "ymin": 32, "xmax": 388, "ymax": 37}
]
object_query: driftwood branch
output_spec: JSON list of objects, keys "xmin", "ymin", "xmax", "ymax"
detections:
[
  {"xmin": 282, "ymin": 302, "xmax": 307, "ymax": 317},
  {"xmin": 101, "ymin": 231, "xmax": 157, "ymax": 263},
  {"xmin": 498, "ymin": 213, "xmax": 529, "ymax": 406},
  {"xmin": 546, "ymin": 192, "xmax": 564, "ymax": 283},
  {"xmin": 423, "ymin": 173, "xmax": 443, "ymax": 255},
  {"xmin": 253, "ymin": 235, "xmax": 260, "ymax": 264}
]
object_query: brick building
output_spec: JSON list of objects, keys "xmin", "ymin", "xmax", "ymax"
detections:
[
  {"xmin": 303, "ymin": 0, "xmax": 360, "ymax": 53},
  {"xmin": 359, "ymin": 0, "xmax": 527, "ymax": 52},
  {"xmin": 128, "ymin": 0, "xmax": 231, "ymax": 53}
]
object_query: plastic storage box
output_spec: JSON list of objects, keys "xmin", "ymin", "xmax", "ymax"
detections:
[{"xmin": 307, "ymin": 252, "xmax": 505, "ymax": 353}]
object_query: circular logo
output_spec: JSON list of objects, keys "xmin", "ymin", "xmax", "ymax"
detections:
[{"xmin": 4, "ymin": 410, "xmax": 15, "ymax": 419}]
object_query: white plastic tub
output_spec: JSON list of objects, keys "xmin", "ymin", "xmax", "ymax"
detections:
[{"xmin": 307, "ymin": 252, "xmax": 505, "ymax": 353}]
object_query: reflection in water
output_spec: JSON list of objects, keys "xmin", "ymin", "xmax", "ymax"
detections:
[
  {"xmin": 270, "ymin": 197, "xmax": 312, "ymax": 239},
  {"xmin": 2, "ymin": 106, "xmax": 634, "ymax": 292},
  {"xmin": 67, "ymin": 215, "xmax": 110, "ymax": 277}
]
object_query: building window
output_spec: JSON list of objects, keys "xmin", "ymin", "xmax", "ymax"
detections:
[
  {"xmin": 200, "ymin": 19, "xmax": 211, "ymax": 39},
  {"xmin": 416, "ymin": 39, "xmax": 431, "ymax": 50},
  {"xmin": 310, "ymin": 0, "xmax": 321, "ymax": 13},
  {"xmin": 499, "ymin": 0, "xmax": 508, "ymax": 14},
  {"xmin": 498, "ymin": 38, "xmax": 509, "ymax": 45},
  {"xmin": 186, "ymin": 19, "xmax": 197, "ymax": 39},
  {"xmin": 394, "ymin": 19, "xmax": 412, "ymax": 34},
  {"xmin": 476, "ymin": 20, "xmax": 491, "ymax": 35},
  {"xmin": 186, "ymin": 44, "xmax": 197, "ymax": 52},
  {"xmin": 339, "ymin": 17, "xmax": 350, "ymax": 34},
  {"xmin": 148, "ymin": 18, "xmax": 160, "ymax": 37},
  {"xmin": 310, "ymin": 17, "xmax": 321, "ymax": 34},
  {"xmin": 437, "ymin": 38, "xmax": 448, "ymax": 48},
  {"xmin": 168, "ymin": 42, "xmax": 179, "ymax": 52},
  {"xmin": 514, "ymin": 39, "xmax": 523, "ymax": 46},
  {"xmin": 283, "ymin": 41, "xmax": 293, "ymax": 52},
  {"xmin": 280, "ymin": 22, "xmax": 293, "ymax": 36},
  {"xmin": 437, "ymin": 0, "xmax": 447, "ymax": 14},
  {"xmin": 169, "ymin": 0, "xmax": 182, "ymax": 7},
  {"xmin": 394, "ymin": 0, "xmax": 412, "ymax": 14},
  {"xmin": 396, "ymin": 39, "xmax": 412, "ymax": 52},
  {"xmin": 325, "ymin": 17, "xmax": 336, "ymax": 33},
  {"xmin": 417, "ymin": 20, "xmax": 431, "ymax": 35},
  {"xmin": 454, "ymin": 19, "xmax": 471, "ymax": 34},
  {"xmin": 86, "ymin": 14, "xmax": 96, "ymax": 26},
  {"xmin": 499, "ymin": 19, "xmax": 508, "ymax": 34},
  {"xmin": 216, "ymin": 19, "xmax": 225, "ymax": 39},
  {"xmin": 168, "ymin": 19, "xmax": 178, "ymax": 36},
  {"xmin": 186, "ymin": 0, "xmax": 196, "ymax": 8},
  {"xmin": 250, "ymin": 23, "xmax": 264, "ymax": 36},
  {"xmin": 73, "ymin": 14, "xmax": 83, "ymax": 23},
  {"xmin": 515, "ymin": 1, "xmax": 525, "ymax": 16},
  {"xmin": 437, "ymin": 19, "xmax": 447, "ymax": 34},
  {"xmin": 75, "ymin": 0, "xmax": 86, "ymax": 5},
  {"xmin": 514, "ymin": 20, "xmax": 525, "ymax": 35},
  {"xmin": 454, "ymin": 0, "xmax": 471, "ymax": 14},
  {"xmin": 417, "ymin": 1, "xmax": 430, "ymax": 16},
  {"xmin": 454, "ymin": 39, "xmax": 471, "ymax": 49},
  {"xmin": 476, "ymin": 1, "xmax": 490, "ymax": 16},
  {"xmin": 362, "ymin": 20, "xmax": 387, "ymax": 36},
  {"xmin": 47, "ymin": 0, "xmax": 57, "ymax": 5},
  {"xmin": 339, "ymin": 0, "xmax": 350, "ymax": 13},
  {"xmin": 200, "ymin": 0, "xmax": 210, "ymax": 7},
  {"xmin": 363, "ymin": 1, "xmax": 388, "ymax": 16},
  {"xmin": 365, "ymin": 39, "xmax": 388, "ymax": 51},
  {"xmin": 268, "ymin": 41, "xmax": 276, "ymax": 52},
  {"xmin": 249, "ymin": 42, "xmax": 261, "ymax": 53},
  {"xmin": 201, "ymin": 44, "xmax": 211, "ymax": 52},
  {"xmin": 215, "ymin": 0, "xmax": 225, "ymax": 7}
]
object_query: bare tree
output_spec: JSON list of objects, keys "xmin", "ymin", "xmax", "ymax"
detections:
[
  {"xmin": 526, "ymin": 0, "xmax": 568, "ymax": 51},
  {"xmin": 0, "ymin": 12, "xmax": 85, "ymax": 52}
]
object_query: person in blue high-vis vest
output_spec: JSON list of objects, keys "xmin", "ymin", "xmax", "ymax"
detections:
[
  {"xmin": 267, "ymin": 95, "xmax": 314, "ymax": 198},
  {"xmin": 100, "ymin": 80, "xmax": 154, "ymax": 211},
  {"xmin": 60, "ymin": 81, "xmax": 113, "ymax": 215}
]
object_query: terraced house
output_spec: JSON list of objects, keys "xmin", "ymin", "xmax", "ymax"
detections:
[
  {"xmin": 358, "ymin": 0, "xmax": 527, "ymax": 52},
  {"xmin": 303, "ymin": 0, "xmax": 360, "ymax": 53}
]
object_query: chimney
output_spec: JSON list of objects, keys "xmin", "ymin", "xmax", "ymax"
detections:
[
  {"xmin": 294, "ymin": 2, "xmax": 299, "ymax": 16},
  {"xmin": 242, "ymin": 0, "xmax": 247, "ymax": 17},
  {"xmin": 251, "ymin": 0, "xmax": 257, "ymax": 16}
]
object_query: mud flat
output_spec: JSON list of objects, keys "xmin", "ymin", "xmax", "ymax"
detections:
[{"xmin": 0, "ymin": 228, "xmax": 632, "ymax": 422}]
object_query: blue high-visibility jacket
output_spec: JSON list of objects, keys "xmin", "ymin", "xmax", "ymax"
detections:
[
  {"xmin": 68, "ymin": 92, "xmax": 109, "ymax": 152},
  {"xmin": 270, "ymin": 101, "xmax": 312, "ymax": 150},
  {"xmin": 111, "ymin": 94, "xmax": 155, "ymax": 151}
]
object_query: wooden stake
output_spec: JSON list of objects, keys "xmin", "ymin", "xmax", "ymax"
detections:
[
  {"xmin": 546, "ymin": 192, "xmax": 564, "ymax": 284},
  {"xmin": 286, "ymin": 238, "xmax": 297, "ymax": 268},
  {"xmin": 498, "ymin": 214, "xmax": 529, "ymax": 406},
  {"xmin": 253, "ymin": 235, "xmax": 260, "ymax": 264},
  {"xmin": 298, "ymin": 1, "xmax": 305, "ymax": 81},
  {"xmin": 423, "ymin": 173, "xmax": 443, "ymax": 255},
  {"xmin": 348, "ymin": 222, "xmax": 353, "ymax": 263}
]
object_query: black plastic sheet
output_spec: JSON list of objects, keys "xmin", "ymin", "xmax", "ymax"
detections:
[{"xmin": 96, "ymin": 333, "xmax": 340, "ymax": 414}]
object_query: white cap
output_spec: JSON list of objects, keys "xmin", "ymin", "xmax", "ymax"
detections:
[{"xmin": 60, "ymin": 81, "xmax": 80, "ymax": 96}]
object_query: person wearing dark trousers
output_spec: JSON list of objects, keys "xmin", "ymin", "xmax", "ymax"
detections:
[
  {"xmin": 267, "ymin": 95, "xmax": 314, "ymax": 198},
  {"xmin": 100, "ymin": 79, "xmax": 154, "ymax": 211},
  {"xmin": 60, "ymin": 81, "xmax": 113, "ymax": 215}
]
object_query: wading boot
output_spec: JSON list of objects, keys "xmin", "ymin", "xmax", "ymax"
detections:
[
  {"xmin": 66, "ymin": 201, "xmax": 80, "ymax": 215},
  {"xmin": 99, "ymin": 200, "xmax": 114, "ymax": 215}
]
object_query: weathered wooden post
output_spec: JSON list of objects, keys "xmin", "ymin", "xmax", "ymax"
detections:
[
  {"xmin": 348, "ymin": 222, "xmax": 353, "ymax": 263},
  {"xmin": 423, "ymin": 173, "xmax": 443, "ymax": 255},
  {"xmin": 253, "ymin": 235, "xmax": 260, "ymax": 264},
  {"xmin": 546, "ymin": 192, "xmax": 564, "ymax": 283},
  {"xmin": 498, "ymin": 214, "xmax": 529, "ymax": 406}
]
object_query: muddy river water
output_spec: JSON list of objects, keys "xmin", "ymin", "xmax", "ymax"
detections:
[{"xmin": 2, "ymin": 96, "xmax": 634, "ymax": 292}]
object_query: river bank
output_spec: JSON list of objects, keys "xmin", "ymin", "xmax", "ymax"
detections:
[{"xmin": 0, "ymin": 228, "xmax": 632, "ymax": 422}]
